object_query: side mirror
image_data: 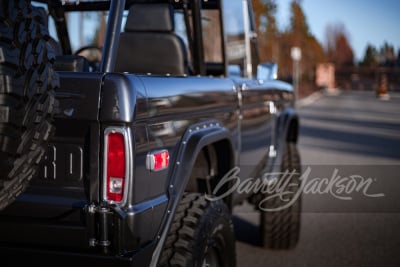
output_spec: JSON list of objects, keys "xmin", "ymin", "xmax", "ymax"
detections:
[
  {"xmin": 257, "ymin": 62, "xmax": 278, "ymax": 82},
  {"xmin": 228, "ymin": 65, "xmax": 242, "ymax": 77}
]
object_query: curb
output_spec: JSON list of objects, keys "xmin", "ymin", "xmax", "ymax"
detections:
[
  {"xmin": 296, "ymin": 91, "xmax": 322, "ymax": 108},
  {"xmin": 296, "ymin": 88, "xmax": 342, "ymax": 108}
]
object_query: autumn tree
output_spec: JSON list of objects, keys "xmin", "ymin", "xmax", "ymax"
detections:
[
  {"xmin": 325, "ymin": 22, "xmax": 354, "ymax": 67},
  {"xmin": 251, "ymin": 0, "xmax": 278, "ymax": 62},
  {"xmin": 278, "ymin": 0, "xmax": 326, "ymax": 83},
  {"xmin": 289, "ymin": 0, "xmax": 308, "ymax": 45}
]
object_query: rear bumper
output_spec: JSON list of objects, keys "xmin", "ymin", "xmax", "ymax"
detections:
[
  {"xmin": 0, "ymin": 241, "xmax": 156, "ymax": 267},
  {"xmin": 0, "ymin": 194, "xmax": 168, "ymax": 266}
]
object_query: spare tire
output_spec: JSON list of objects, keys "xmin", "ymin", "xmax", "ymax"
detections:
[{"xmin": 0, "ymin": 0, "xmax": 58, "ymax": 210}]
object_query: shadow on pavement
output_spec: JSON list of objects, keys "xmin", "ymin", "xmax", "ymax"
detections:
[{"xmin": 232, "ymin": 215, "xmax": 262, "ymax": 247}]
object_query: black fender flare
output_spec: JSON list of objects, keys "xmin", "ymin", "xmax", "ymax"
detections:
[
  {"xmin": 150, "ymin": 119, "xmax": 235, "ymax": 266},
  {"xmin": 279, "ymin": 107, "xmax": 299, "ymax": 143}
]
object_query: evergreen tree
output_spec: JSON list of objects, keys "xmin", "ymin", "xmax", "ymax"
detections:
[
  {"xmin": 397, "ymin": 49, "xmax": 400, "ymax": 66},
  {"xmin": 379, "ymin": 42, "xmax": 396, "ymax": 66},
  {"xmin": 360, "ymin": 44, "xmax": 378, "ymax": 67}
]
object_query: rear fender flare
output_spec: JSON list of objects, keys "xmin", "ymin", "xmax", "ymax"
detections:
[
  {"xmin": 151, "ymin": 120, "xmax": 234, "ymax": 266},
  {"xmin": 278, "ymin": 107, "xmax": 299, "ymax": 143}
]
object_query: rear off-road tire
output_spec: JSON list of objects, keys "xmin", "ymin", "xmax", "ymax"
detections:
[
  {"xmin": 158, "ymin": 193, "xmax": 236, "ymax": 267},
  {"xmin": 0, "ymin": 0, "xmax": 58, "ymax": 210}
]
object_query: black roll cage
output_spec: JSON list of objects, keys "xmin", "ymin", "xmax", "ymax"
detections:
[{"xmin": 38, "ymin": 0, "xmax": 227, "ymax": 75}]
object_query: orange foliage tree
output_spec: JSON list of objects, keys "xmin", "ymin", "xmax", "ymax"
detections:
[
  {"xmin": 325, "ymin": 22, "xmax": 354, "ymax": 67},
  {"xmin": 279, "ymin": 1, "xmax": 326, "ymax": 83},
  {"xmin": 252, "ymin": 0, "xmax": 327, "ymax": 88},
  {"xmin": 251, "ymin": 0, "xmax": 279, "ymax": 62}
]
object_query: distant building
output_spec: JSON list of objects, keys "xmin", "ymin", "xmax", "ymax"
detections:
[{"xmin": 316, "ymin": 63, "xmax": 335, "ymax": 89}]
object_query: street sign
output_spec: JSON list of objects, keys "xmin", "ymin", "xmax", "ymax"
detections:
[{"xmin": 291, "ymin": 47, "xmax": 302, "ymax": 61}]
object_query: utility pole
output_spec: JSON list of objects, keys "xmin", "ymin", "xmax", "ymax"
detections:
[{"xmin": 291, "ymin": 47, "xmax": 301, "ymax": 101}]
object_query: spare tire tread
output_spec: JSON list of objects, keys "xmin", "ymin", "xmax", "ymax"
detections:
[{"xmin": 0, "ymin": 0, "xmax": 58, "ymax": 210}]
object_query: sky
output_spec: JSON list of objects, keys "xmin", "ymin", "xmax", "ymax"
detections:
[{"xmin": 276, "ymin": 0, "xmax": 400, "ymax": 61}]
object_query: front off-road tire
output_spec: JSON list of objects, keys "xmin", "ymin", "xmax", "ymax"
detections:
[
  {"xmin": 158, "ymin": 193, "xmax": 236, "ymax": 267},
  {"xmin": 259, "ymin": 142, "xmax": 302, "ymax": 249},
  {"xmin": 0, "ymin": 0, "xmax": 58, "ymax": 210}
]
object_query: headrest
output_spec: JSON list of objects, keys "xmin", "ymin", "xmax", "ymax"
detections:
[{"xmin": 125, "ymin": 3, "xmax": 175, "ymax": 32}]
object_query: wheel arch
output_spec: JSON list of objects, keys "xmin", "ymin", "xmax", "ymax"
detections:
[
  {"xmin": 166, "ymin": 120, "xmax": 236, "ymax": 210},
  {"xmin": 286, "ymin": 115, "xmax": 299, "ymax": 143},
  {"xmin": 185, "ymin": 138, "xmax": 235, "ymax": 209},
  {"xmin": 277, "ymin": 107, "xmax": 299, "ymax": 144}
]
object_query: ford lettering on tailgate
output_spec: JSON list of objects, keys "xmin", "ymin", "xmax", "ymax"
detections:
[{"xmin": 38, "ymin": 143, "xmax": 84, "ymax": 183}]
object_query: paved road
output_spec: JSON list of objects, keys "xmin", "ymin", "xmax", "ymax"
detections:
[{"xmin": 233, "ymin": 90, "xmax": 400, "ymax": 267}]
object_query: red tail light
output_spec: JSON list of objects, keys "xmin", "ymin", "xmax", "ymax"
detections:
[{"xmin": 105, "ymin": 132, "xmax": 126, "ymax": 203}]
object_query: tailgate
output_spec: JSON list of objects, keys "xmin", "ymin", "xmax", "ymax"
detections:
[{"xmin": 0, "ymin": 72, "xmax": 103, "ymax": 249}]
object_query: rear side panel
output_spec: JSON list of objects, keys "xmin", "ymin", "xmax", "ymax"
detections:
[
  {"xmin": 135, "ymin": 75, "xmax": 239, "ymax": 204},
  {"xmin": 97, "ymin": 74, "xmax": 238, "ymax": 253}
]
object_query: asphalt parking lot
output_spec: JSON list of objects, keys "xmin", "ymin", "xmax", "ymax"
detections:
[{"xmin": 234, "ymin": 90, "xmax": 400, "ymax": 267}]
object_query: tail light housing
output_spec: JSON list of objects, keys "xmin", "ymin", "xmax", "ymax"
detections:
[{"xmin": 103, "ymin": 128, "xmax": 130, "ymax": 204}]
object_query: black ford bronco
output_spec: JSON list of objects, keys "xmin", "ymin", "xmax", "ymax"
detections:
[{"xmin": 0, "ymin": 0, "xmax": 301, "ymax": 266}]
